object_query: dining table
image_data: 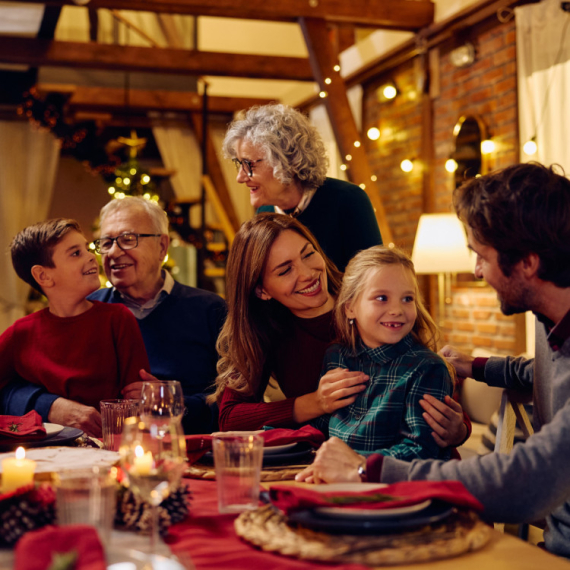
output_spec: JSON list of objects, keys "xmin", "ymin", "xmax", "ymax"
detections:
[
  {"xmin": 1, "ymin": 444, "xmax": 570, "ymax": 569},
  {"xmin": 161, "ymin": 478, "xmax": 570, "ymax": 570}
]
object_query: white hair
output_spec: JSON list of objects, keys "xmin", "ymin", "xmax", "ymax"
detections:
[{"xmin": 99, "ymin": 197, "xmax": 168, "ymax": 234}]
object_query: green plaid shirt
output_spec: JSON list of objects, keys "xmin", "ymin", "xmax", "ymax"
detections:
[{"xmin": 312, "ymin": 334, "xmax": 453, "ymax": 461}]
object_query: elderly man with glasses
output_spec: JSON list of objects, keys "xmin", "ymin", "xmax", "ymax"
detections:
[{"xmin": 1, "ymin": 197, "xmax": 226, "ymax": 436}]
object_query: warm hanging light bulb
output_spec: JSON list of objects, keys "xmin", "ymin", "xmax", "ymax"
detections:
[
  {"xmin": 524, "ymin": 137, "xmax": 537, "ymax": 155},
  {"xmin": 481, "ymin": 139, "xmax": 495, "ymax": 154},
  {"xmin": 382, "ymin": 84, "xmax": 397, "ymax": 100},
  {"xmin": 445, "ymin": 158, "xmax": 458, "ymax": 173},
  {"xmin": 367, "ymin": 127, "xmax": 380, "ymax": 141},
  {"xmin": 400, "ymin": 159, "xmax": 414, "ymax": 173}
]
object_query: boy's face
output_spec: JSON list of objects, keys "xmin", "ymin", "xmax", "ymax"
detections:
[{"xmin": 46, "ymin": 230, "xmax": 100, "ymax": 297}]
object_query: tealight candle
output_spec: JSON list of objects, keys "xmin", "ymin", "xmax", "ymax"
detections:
[
  {"xmin": 133, "ymin": 445, "xmax": 153, "ymax": 475},
  {"xmin": 2, "ymin": 447, "xmax": 36, "ymax": 492}
]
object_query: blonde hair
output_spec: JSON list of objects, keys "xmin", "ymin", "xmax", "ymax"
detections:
[
  {"xmin": 334, "ymin": 246, "xmax": 440, "ymax": 353},
  {"xmin": 209, "ymin": 213, "xmax": 342, "ymax": 404}
]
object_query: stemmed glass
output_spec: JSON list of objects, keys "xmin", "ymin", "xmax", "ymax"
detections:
[
  {"xmin": 140, "ymin": 380, "xmax": 185, "ymax": 435},
  {"xmin": 119, "ymin": 416, "xmax": 187, "ymax": 559}
]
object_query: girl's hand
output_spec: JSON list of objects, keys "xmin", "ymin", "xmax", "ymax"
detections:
[
  {"xmin": 420, "ymin": 394, "xmax": 467, "ymax": 447},
  {"xmin": 316, "ymin": 368, "xmax": 369, "ymax": 414}
]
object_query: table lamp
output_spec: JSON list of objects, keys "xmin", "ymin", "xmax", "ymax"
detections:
[{"xmin": 411, "ymin": 213, "xmax": 474, "ymax": 323}]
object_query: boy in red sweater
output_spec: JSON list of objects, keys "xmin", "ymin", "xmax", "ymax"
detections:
[{"xmin": 0, "ymin": 218, "xmax": 150, "ymax": 436}]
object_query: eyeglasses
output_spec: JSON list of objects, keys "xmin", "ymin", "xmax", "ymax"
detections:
[
  {"xmin": 93, "ymin": 232, "xmax": 161, "ymax": 254},
  {"xmin": 232, "ymin": 158, "xmax": 264, "ymax": 177}
]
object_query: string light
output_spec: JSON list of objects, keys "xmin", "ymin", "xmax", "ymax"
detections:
[
  {"xmin": 345, "ymin": 154, "xmax": 352, "ymax": 161},
  {"xmin": 359, "ymin": 183, "xmax": 366, "ymax": 190},
  {"xmin": 340, "ymin": 164, "xmax": 348, "ymax": 171},
  {"xmin": 333, "ymin": 64, "xmax": 341, "ymax": 72},
  {"xmin": 371, "ymin": 175, "xmax": 377, "ymax": 182},
  {"xmin": 523, "ymin": 137, "xmax": 537, "ymax": 156},
  {"xmin": 324, "ymin": 78, "xmax": 332, "ymax": 85},
  {"xmin": 367, "ymin": 127, "xmax": 380, "ymax": 141},
  {"xmin": 353, "ymin": 141, "xmax": 361, "ymax": 148},
  {"xmin": 319, "ymin": 91, "xmax": 327, "ymax": 98},
  {"xmin": 481, "ymin": 139, "xmax": 495, "ymax": 154},
  {"xmin": 445, "ymin": 158, "xmax": 458, "ymax": 173},
  {"xmin": 400, "ymin": 159, "xmax": 414, "ymax": 173}
]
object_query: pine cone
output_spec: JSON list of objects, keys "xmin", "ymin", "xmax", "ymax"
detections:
[
  {"xmin": 114, "ymin": 482, "xmax": 191, "ymax": 536},
  {"xmin": 0, "ymin": 485, "xmax": 56, "ymax": 546}
]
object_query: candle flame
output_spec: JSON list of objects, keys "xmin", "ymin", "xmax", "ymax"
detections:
[
  {"xmin": 134, "ymin": 445, "xmax": 144, "ymax": 458},
  {"xmin": 15, "ymin": 447, "xmax": 25, "ymax": 460}
]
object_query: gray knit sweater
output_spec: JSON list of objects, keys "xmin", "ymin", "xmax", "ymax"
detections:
[{"xmin": 380, "ymin": 318, "xmax": 570, "ymax": 558}]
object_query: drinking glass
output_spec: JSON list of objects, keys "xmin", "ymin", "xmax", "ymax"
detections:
[
  {"xmin": 119, "ymin": 416, "xmax": 187, "ymax": 556},
  {"xmin": 140, "ymin": 381, "xmax": 185, "ymax": 434}
]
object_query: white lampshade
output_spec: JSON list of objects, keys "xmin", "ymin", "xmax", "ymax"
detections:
[{"xmin": 411, "ymin": 213, "xmax": 474, "ymax": 274}]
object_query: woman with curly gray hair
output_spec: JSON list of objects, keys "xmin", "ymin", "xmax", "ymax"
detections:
[{"xmin": 223, "ymin": 104, "xmax": 382, "ymax": 272}]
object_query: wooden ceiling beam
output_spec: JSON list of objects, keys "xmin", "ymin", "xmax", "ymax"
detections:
[
  {"xmin": 36, "ymin": 84, "xmax": 274, "ymax": 114},
  {"xmin": 0, "ymin": 36, "xmax": 314, "ymax": 81},
  {"xmin": 300, "ymin": 17, "xmax": 393, "ymax": 244},
  {"xmin": 11, "ymin": 0, "xmax": 435, "ymax": 30}
]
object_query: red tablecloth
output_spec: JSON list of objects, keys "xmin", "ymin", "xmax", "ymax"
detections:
[{"xmin": 166, "ymin": 479, "xmax": 369, "ymax": 570}]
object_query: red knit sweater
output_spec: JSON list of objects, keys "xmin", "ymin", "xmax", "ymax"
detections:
[{"xmin": 0, "ymin": 301, "xmax": 149, "ymax": 410}]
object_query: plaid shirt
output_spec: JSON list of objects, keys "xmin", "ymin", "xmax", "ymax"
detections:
[{"xmin": 312, "ymin": 334, "xmax": 453, "ymax": 461}]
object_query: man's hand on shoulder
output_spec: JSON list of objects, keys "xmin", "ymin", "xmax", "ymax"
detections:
[
  {"xmin": 48, "ymin": 398, "xmax": 102, "ymax": 437},
  {"xmin": 439, "ymin": 345, "xmax": 475, "ymax": 379}
]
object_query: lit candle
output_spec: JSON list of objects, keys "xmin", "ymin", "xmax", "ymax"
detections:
[
  {"xmin": 2, "ymin": 447, "xmax": 36, "ymax": 492},
  {"xmin": 133, "ymin": 445, "xmax": 153, "ymax": 475}
]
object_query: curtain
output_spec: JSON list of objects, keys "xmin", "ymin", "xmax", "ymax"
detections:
[
  {"xmin": 516, "ymin": 0, "xmax": 570, "ymax": 171},
  {"xmin": 0, "ymin": 122, "xmax": 60, "ymax": 333}
]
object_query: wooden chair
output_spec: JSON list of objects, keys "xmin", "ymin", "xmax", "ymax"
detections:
[{"xmin": 494, "ymin": 389, "xmax": 538, "ymax": 540}]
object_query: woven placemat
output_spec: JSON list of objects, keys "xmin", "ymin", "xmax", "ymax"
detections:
[
  {"xmin": 185, "ymin": 463, "xmax": 305, "ymax": 482},
  {"xmin": 235, "ymin": 505, "xmax": 492, "ymax": 566}
]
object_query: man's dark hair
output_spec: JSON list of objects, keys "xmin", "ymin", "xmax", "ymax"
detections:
[
  {"xmin": 10, "ymin": 218, "xmax": 82, "ymax": 293},
  {"xmin": 453, "ymin": 162, "xmax": 570, "ymax": 287}
]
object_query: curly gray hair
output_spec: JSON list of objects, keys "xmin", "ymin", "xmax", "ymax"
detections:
[{"xmin": 223, "ymin": 104, "xmax": 329, "ymax": 191}]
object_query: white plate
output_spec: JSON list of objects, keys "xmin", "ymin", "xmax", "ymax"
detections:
[
  {"xmin": 263, "ymin": 442, "xmax": 297, "ymax": 455},
  {"xmin": 107, "ymin": 548, "xmax": 187, "ymax": 570},
  {"xmin": 310, "ymin": 483, "xmax": 432, "ymax": 518},
  {"xmin": 43, "ymin": 423, "xmax": 64, "ymax": 437}
]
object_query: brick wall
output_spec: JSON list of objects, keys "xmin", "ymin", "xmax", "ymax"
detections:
[{"xmin": 362, "ymin": 15, "xmax": 522, "ymax": 354}]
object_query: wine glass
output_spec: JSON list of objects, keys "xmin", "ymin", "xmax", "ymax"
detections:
[
  {"xmin": 140, "ymin": 380, "xmax": 185, "ymax": 434},
  {"xmin": 119, "ymin": 416, "xmax": 187, "ymax": 558}
]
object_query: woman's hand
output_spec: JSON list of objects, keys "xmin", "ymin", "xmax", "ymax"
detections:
[
  {"xmin": 296, "ymin": 437, "xmax": 363, "ymax": 484},
  {"xmin": 293, "ymin": 368, "xmax": 368, "ymax": 424},
  {"xmin": 316, "ymin": 368, "xmax": 369, "ymax": 414},
  {"xmin": 420, "ymin": 394, "xmax": 467, "ymax": 447}
]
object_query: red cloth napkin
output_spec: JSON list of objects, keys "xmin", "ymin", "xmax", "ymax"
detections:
[
  {"xmin": 269, "ymin": 480, "xmax": 483, "ymax": 515},
  {"xmin": 14, "ymin": 525, "xmax": 106, "ymax": 570},
  {"xmin": 186, "ymin": 426, "xmax": 326, "ymax": 464},
  {"xmin": 0, "ymin": 411, "xmax": 46, "ymax": 441}
]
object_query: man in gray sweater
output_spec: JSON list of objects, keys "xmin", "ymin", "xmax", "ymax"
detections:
[{"xmin": 297, "ymin": 162, "xmax": 570, "ymax": 558}]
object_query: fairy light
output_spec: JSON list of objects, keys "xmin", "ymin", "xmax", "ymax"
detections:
[
  {"xmin": 524, "ymin": 138, "xmax": 537, "ymax": 155},
  {"xmin": 345, "ymin": 154, "xmax": 352, "ymax": 161},
  {"xmin": 481, "ymin": 139, "xmax": 495, "ymax": 154},
  {"xmin": 324, "ymin": 78, "xmax": 332, "ymax": 85},
  {"xmin": 445, "ymin": 158, "xmax": 458, "ymax": 173},
  {"xmin": 319, "ymin": 91, "xmax": 327, "ymax": 98},
  {"xmin": 353, "ymin": 141, "xmax": 361, "ymax": 148},
  {"xmin": 333, "ymin": 64, "xmax": 341, "ymax": 72},
  {"xmin": 371, "ymin": 175, "xmax": 377, "ymax": 182},
  {"xmin": 367, "ymin": 127, "xmax": 380, "ymax": 141},
  {"xmin": 340, "ymin": 164, "xmax": 347, "ymax": 171},
  {"xmin": 400, "ymin": 159, "xmax": 414, "ymax": 173}
]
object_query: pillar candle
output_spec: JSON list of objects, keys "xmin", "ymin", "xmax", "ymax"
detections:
[{"xmin": 2, "ymin": 447, "xmax": 36, "ymax": 492}]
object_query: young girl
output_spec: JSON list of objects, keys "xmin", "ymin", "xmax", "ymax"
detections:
[{"xmin": 311, "ymin": 245, "xmax": 454, "ymax": 461}]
